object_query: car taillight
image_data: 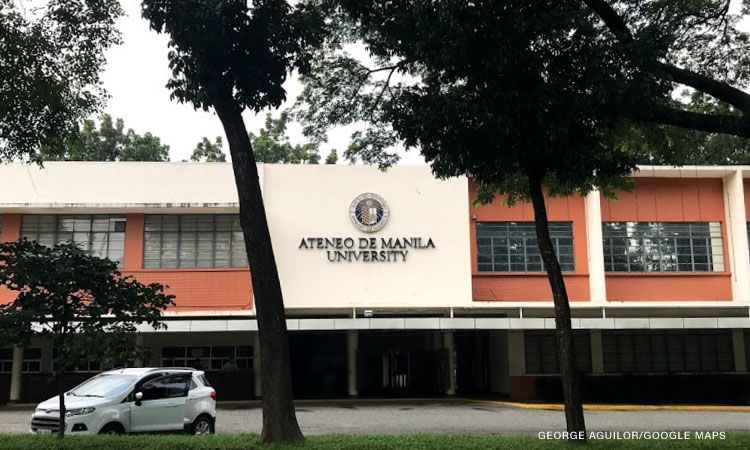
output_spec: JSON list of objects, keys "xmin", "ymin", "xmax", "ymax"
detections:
[{"xmin": 209, "ymin": 390, "xmax": 216, "ymax": 401}]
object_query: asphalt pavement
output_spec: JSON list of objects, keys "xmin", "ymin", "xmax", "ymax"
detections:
[{"xmin": 2, "ymin": 401, "xmax": 749, "ymax": 435}]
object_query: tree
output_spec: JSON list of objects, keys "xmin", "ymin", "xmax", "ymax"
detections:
[
  {"xmin": 620, "ymin": 94, "xmax": 750, "ymax": 165},
  {"xmin": 252, "ymin": 113, "xmax": 321, "ymax": 164},
  {"xmin": 0, "ymin": 240, "xmax": 174, "ymax": 438},
  {"xmin": 298, "ymin": 3, "xmax": 750, "ymax": 439},
  {"xmin": 296, "ymin": 0, "xmax": 680, "ymax": 439},
  {"xmin": 141, "ymin": 0, "xmax": 323, "ymax": 442},
  {"xmin": 580, "ymin": 0, "xmax": 750, "ymax": 140},
  {"xmin": 325, "ymin": 149, "xmax": 338, "ymax": 164},
  {"xmin": 41, "ymin": 114, "xmax": 171, "ymax": 162},
  {"xmin": 191, "ymin": 137, "xmax": 227, "ymax": 162},
  {"xmin": 0, "ymin": 0, "xmax": 123, "ymax": 161}
]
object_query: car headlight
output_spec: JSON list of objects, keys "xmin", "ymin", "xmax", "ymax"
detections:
[{"xmin": 65, "ymin": 407, "xmax": 95, "ymax": 417}]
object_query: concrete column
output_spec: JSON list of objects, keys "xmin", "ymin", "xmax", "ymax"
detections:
[
  {"xmin": 508, "ymin": 330, "xmax": 525, "ymax": 376},
  {"xmin": 134, "ymin": 334, "xmax": 144, "ymax": 368},
  {"xmin": 443, "ymin": 331, "xmax": 456, "ymax": 395},
  {"xmin": 253, "ymin": 333, "xmax": 262, "ymax": 397},
  {"xmin": 346, "ymin": 330, "xmax": 358, "ymax": 396},
  {"xmin": 584, "ymin": 189, "xmax": 607, "ymax": 303},
  {"xmin": 9, "ymin": 346, "xmax": 23, "ymax": 403},
  {"xmin": 723, "ymin": 170, "xmax": 750, "ymax": 302},
  {"xmin": 733, "ymin": 330, "xmax": 746, "ymax": 373},
  {"xmin": 590, "ymin": 330, "xmax": 604, "ymax": 374}
]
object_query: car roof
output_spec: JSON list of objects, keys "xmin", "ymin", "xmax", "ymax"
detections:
[{"xmin": 102, "ymin": 367, "xmax": 203, "ymax": 376}]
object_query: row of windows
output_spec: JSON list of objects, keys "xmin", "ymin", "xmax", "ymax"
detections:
[
  {"xmin": 14, "ymin": 214, "xmax": 248, "ymax": 269},
  {"xmin": 0, "ymin": 348, "xmax": 42, "ymax": 373},
  {"xmin": 144, "ymin": 215, "xmax": 247, "ymax": 268},
  {"xmin": 524, "ymin": 331, "xmax": 736, "ymax": 375},
  {"xmin": 161, "ymin": 345, "xmax": 253, "ymax": 371},
  {"xmin": 603, "ymin": 331, "xmax": 734, "ymax": 374},
  {"xmin": 477, "ymin": 221, "xmax": 725, "ymax": 273},
  {"xmin": 21, "ymin": 215, "xmax": 126, "ymax": 265},
  {"xmin": 602, "ymin": 222, "xmax": 724, "ymax": 272},
  {"xmin": 524, "ymin": 331, "xmax": 592, "ymax": 374},
  {"xmin": 0, "ymin": 216, "xmax": 736, "ymax": 273},
  {"xmin": 476, "ymin": 222, "xmax": 575, "ymax": 272}
]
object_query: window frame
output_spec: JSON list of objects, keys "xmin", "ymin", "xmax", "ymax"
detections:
[
  {"xmin": 143, "ymin": 214, "xmax": 248, "ymax": 269},
  {"xmin": 475, "ymin": 221, "xmax": 575, "ymax": 273},
  {"xmin": 20, "ymin": 215, "xmax": 126, "ymax": 266},
  {"xmin": 602, "ymin": 221, "xmax": 725, "ymax": 273}
]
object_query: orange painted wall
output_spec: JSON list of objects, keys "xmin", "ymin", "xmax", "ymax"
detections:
[
  {"xmin": 601, "ymin": 178, "xmax": 731, "ymax": 301},
  {"xmin": 0, "ymin": 214, "xmax": 21, "ymax": 304},
  {"xmin": 469, "ymin": 181, "xmax": 590, "ymax": 302},
  {"xmin": 121, "ymin": 214, "xmax": 253, "ymax": 311},
  {"xmin": 0, "ymin": 213, "xmax": 253, "ymax": 311}
]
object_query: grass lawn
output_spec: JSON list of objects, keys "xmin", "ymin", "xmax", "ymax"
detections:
[{"xmin": 0, "ymin": 434, "xmax": 747, "ymax": 449}]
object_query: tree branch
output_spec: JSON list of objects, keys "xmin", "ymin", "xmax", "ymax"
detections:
[
  {"xmin": 581, "ymin": 0, "xmax": 750, "ymax": 114},
  {"xmin": 634, "ymin": 106, "xmax": 750, "ymax": 138}
]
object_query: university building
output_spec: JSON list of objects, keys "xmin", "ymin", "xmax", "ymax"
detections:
[{"xmin": 1, "ymin": 162, "xmax": 750, "ymax": 404}]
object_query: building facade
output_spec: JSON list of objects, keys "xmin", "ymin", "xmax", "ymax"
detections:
[{"xmin": 2, "ymin": 162, "xmax": 750, "ymax": 404}]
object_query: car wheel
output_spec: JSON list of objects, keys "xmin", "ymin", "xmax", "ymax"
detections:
[
  {"xmin": 99, "ymin": 423, "xmax": 125, "ymax": 435},
  {"xmin": 191, "ymin": 415, "xmax": 214, "ymax": 435}
]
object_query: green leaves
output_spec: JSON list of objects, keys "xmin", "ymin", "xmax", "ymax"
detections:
[
  {"xmin": 251, "ymin": 112, "xmax": 322, "ymax": 164},
  {"xmin": 142, "ymin": 0, "xmax": 324, "ymax": 112},
  {"xmin": 41, "ymin": 114, "xmax": 171, "ymax": 162},
  {"xmin": 0, "ymin": 0, "xmax": 123, "ymax": 162},
  {"xmin": 191, "ymin": 136, "xmax": 227, "ymax": 162},
  {"xmin": 0, "ymin": 239, "xmax": 174, "ymax": 375}
]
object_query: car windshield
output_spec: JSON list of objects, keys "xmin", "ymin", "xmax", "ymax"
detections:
[{"xmin": 70, "ymin": 374, "xmax": 137, "ymax": 398}]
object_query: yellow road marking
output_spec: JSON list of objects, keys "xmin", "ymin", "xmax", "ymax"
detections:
[{"xmin": 466, "ymin": 399, "xmax": 750, "ymax": 412}]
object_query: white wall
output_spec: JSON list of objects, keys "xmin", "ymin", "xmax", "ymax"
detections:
[
  {"xmin": 263, "ymin": 164, "xmax": 473, "ymax": 309},
  {"xmin": 0, "ymin": 162, "xmax": 241, "ymax": 212}
]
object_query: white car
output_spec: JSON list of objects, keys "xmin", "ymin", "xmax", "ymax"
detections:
[{"xmin": 30, "ymin": 368, "xmax": 216, "ymax": 435}]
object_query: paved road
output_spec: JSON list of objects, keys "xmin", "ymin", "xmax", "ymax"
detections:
[{"xmin": 2, "ymin": 403, "xmax": 749, "ymax": 435}]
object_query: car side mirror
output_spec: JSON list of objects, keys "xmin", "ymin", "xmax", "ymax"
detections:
[{"xmin": 134, "ymin": 391, "xmax": 143, "ymax": 406}]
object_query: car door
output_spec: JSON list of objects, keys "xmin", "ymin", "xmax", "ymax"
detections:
[{"xmin": 129, "ymin": 373, "xmax": 190, "ymax": 432}]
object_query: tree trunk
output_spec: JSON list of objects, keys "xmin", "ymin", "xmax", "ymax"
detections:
[
  {"xmin": 55, "ymin": 344, "xmax": 66, "ymax": 439},
  {"xmin": 213, "ymin": 99, "xmax": 303, "ymax": 443},
  {"xmin": 527, "ymin": 173, "xmax": 587, "ymax": 442}
]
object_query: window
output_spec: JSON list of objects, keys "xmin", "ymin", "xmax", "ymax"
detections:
[
  {"xmin": 21, "ymin": 215, "xmax": 126, "ymax": 265},
  {"xmin": 603, "ymin": 331, "xmax": 734, "ymax": 374},
  {"xmin": 140, "ymin": 374, "xmax": 189, "ymax": 400},
  {"xmin": 476, "ymin": 222, "xmax": 575, "ymax": 272},
  {"xmin": 52, "ymin": 349, "xmax": 132, "ymax": 373},
  {"xmin": 161, "ymin": 345, "xmax": 253, "ymax": 371},
  {"xmin": 143, "ymin": 215, "xmax": 247, "ymax": 268},
  {"xmin": 524, "ymin": 331, "xmax": 592, "ymax": 374},
  {"xmin": 602, "ymin": 222, "xmax": 724, "ymax": 272},
  {"xmin": 0, "ymin": 348, "xmax": 42, "ymax": 373}
]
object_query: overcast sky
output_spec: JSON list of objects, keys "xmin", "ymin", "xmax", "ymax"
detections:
[
  {"xmin": 99, "ymin": 1, "xmax": 425, "ymax": 164},
  {"xmin": 99, "ymin": 2, "xmax": 748, "ymax": 164}
]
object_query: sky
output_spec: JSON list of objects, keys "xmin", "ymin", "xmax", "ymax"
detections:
[
  {"xmin": 98, "ymin": 1, "xmax": 425, "ymax": 164},
  {"xmin": 98, "ymin": 1, "xmax": 748, "ymax": 164}
]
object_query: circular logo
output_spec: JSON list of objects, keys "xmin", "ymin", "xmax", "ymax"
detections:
[{"xmin": 349, "ymin": 193, "xmax": 390, "ymax": 233}]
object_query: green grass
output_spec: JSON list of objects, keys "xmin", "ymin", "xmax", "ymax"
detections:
[{"xmin": 0, "ymin": 434, "xmax": 747, "ymax": 450}]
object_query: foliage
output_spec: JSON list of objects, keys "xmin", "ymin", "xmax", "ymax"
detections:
[
  {"xmin": 190, "ymin": 137, "xmax": 226, "ymax": 162},
  {"xmin": 41, "ymin": 114, "xmax": 170, "ymax": 162},
  {"xmin": 252, "ymin": 113, "xmax": 321, "ymax": 164},
  {"xmin": 0, "ymin": 0, "xmax": 123, "ymax": 162},
  {"xmin": 1, "ymin": 434, "xmax": 750, "ymax": 450},
  {"xmin": 142, "ymin": 0, "xmax": 323, "ymax": 111},
  {"xmin": 0, "ymin": 239, "xmax": 174, "ymax": 437},
  {"xmin": 0, "ymin": 240, "xmax": 174, "ymax": 372},
  {"xmin": 325, "ymin": 149, "xmax": 338, "ymax": 164},
  {"xmin": 618, "ymin": 93, "xmax": 750, "ymax": 165}
]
